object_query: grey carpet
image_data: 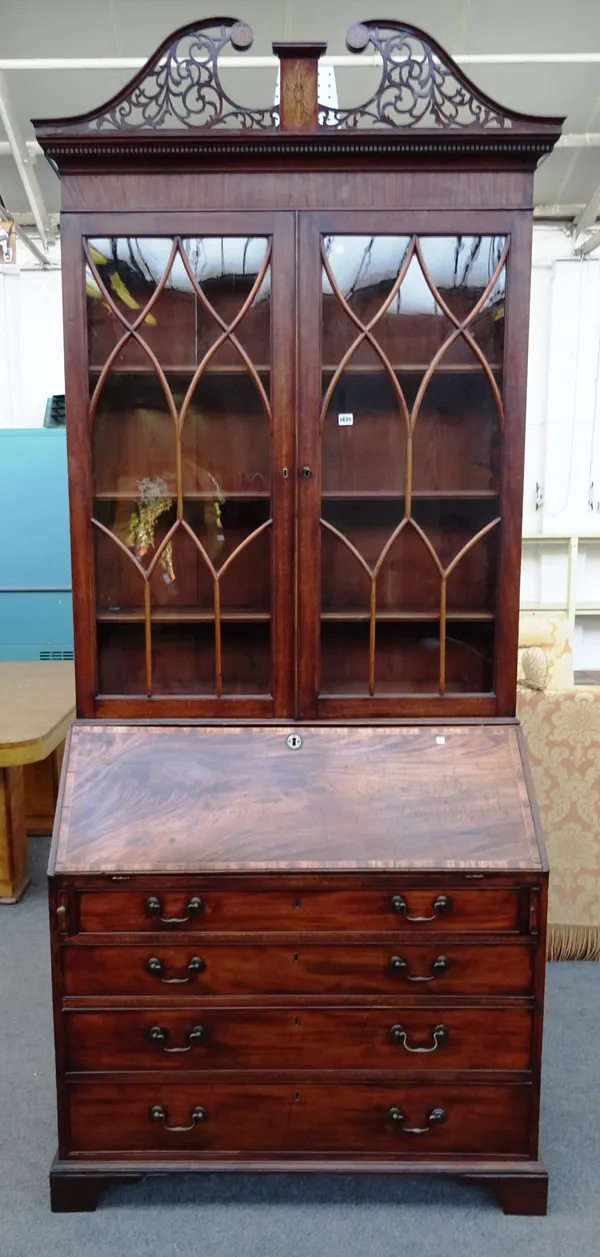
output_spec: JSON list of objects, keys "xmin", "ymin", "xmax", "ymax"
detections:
[{"xmin": 1, "ymin": 840, "xmax": 598, "ymax": 1257}]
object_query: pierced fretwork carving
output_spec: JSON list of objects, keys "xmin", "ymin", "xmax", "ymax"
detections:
[
  {"xmin": 34, "ymin": 14, "xmax": 562, "ymax": 156},
  {"xmin": 320, "ymin": 20, "xmax": 512, "ymax": 131},
  {"xmin": 84, "ymin": 18, "xmax": 278, "ymax": 132}
]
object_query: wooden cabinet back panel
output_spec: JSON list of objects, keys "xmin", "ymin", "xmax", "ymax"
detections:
[
  {"xmin": 66, "ymin": 1079, "xmax": 531, "ymax": 1156},
  {"xmin": 62, "ymin": 942, "xmax": 534, "ymax": 997},
  {"xmin": 75, "ymin": 886, "xmax": 521, "ymax": 935},
  {"xmin": 63, "ymin": 1005, "xmax": 533, "ymax": 1073}
]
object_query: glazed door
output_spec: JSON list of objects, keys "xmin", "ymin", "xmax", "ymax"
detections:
[
  {"xmin": 69, "ymin": 212, "xmax": 295, "ymax": 718},
  {"xmin": 297, "ymin": 211, "xmax": 529, "ymax": 719}
]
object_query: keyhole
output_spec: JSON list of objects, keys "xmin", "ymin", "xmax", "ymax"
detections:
[
  {"xmin": 293, "ymin": 952, "xmax": 299, "ymax": 962},
  {"xmin": 293, "ymin": 899, "xmax": 301, "ymax": 909},
  {"xmin": 295, "ymin": 1092, "xmax": 301, "ymax": 1102},
  {"xmin": 287, "ymin": 733, "xmax": 302, "ymax": 750},
  {"xmin": 294, "ymin": 1016, "xmax": 300, "ymax": 1027}
]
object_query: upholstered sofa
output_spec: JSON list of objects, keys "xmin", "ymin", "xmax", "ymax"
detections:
[{"xmin": 517, "ymin": 612, "xmax": 600, "ymax": 960}]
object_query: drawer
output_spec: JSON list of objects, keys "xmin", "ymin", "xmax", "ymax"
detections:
[
  {"xmin": 74, "ymin": 885, "xmax": 521, "ymax": 935},
  {"xmin": 62, "ymin": 942, "xmax": 534, "ymax": 997},
  {"xmin": 65, "ymin": 1079, "xmax": 532, "ymax": 1156},
  {"xmin": 63, "ymin": 1005, "xmax": 533, "ymax": 1073}
]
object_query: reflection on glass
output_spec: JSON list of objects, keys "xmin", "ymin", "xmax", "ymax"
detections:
[
  {"xmin": 87, "ymin": 236, "xmax": 269, "ymax": 369},
  {"xmin": 416, "ymin": 235, "xmax": 505, "ymax": 356},
  {"xmin": 319, "ymin": 233, "xmax": 505, "ymax": 699},
  {"xmin": 445, "ymin": 624, "xmax": 494, "ymax": 694},
  {"xmin": 88, "ymin": 234, "xmax": 272, "ymax": 700},
  {"xmin": 374, "ymin": 623, "xmax": 442, "ymax": 695}
]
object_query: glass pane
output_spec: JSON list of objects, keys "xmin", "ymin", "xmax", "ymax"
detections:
[
  {"xmin": 409, "ymin": 373, "xmax": 501, "ymax": 495},
  {"xmin": 87, "ymin": 234, "xmax": 272, "ymax": 699},
  {"xmin": 97, "ymin": 623, "xmax": 145, "ymax": 696},
  {"xmin": 87, "ymin": 238, "xmax": 195, "ymax": 370},
  {"xmin": 322, "ymin": 373, "xmax": 406, "ymax": 496},
  {"xmin": 221, "ymin": 623, "xmax": 271, "ymax": 695},
  {"xmin": 322, "ymin": 235, "xmax": 412, "ymax": 366},
  {"xmin": 151, "ymin": 624, "xmax": 214, "ymax": 696},
  {"xmin": 445, "ymin": 624, "xmax": 495, "ymax": 694},
  {"xmin": 321, "ymin": 622, "xmax": 369, "ymax": 696},
  {"xmin": 180, "ymin": 363, "xmax": 271, "ymax": 499},
  {"xmin": 374, "ymin": 623, "xmax": 441, "ymax": 695},
  {"xmin": 411, "ymin": 499, "xmax": 499, "ymax": 615},
  {"xmin": 319, "ymin": 233, "xmax": 504, "ymax": 698},
  {"xmin": 189, "ymin": 236, "xmax": 270, "ymax": 365}
]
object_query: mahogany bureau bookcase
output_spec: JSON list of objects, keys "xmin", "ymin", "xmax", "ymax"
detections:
[{"xmin": 33, "ymin": 16, "xmax": 561, "ymax": 1214}]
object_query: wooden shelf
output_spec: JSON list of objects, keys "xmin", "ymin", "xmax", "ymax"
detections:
[
  {"xmin": 321, "ymin": 490, "xmax": 498, "ymax": 501},
  {"xmin": 97, "ymin": 608, "xmax": 270, "ymax": 624},
  {"xmin": 89, "ymin": 363, "xmax": 500, "ymax": 377},
  {"xmin": 320, "ymin": 681, "xmax": 489, "ymax": 696},
  {"xmin": 94, "ymin": 490, "xmax": 270, "ymax": 501},
  {"xmin": 321, "ymin": 610, "xmax": 495, "ymax": 623},
  {"xmin": 95, "ymin": 489, "xmax": 494, "ymax": 502},
  {"xmin": 96, "ymin": 490, "xmax": 495, "ymax": 503},
  {"xmin": 99, "ymin": 607, "xmax": 492, "ymax": 627},
  {"xmin": 89, "ymin": 364, "xmax": 270, "ymax": 375},
  {"xmin": 322, "ymin": 363, "xmax": 503, "ymax": 375}
]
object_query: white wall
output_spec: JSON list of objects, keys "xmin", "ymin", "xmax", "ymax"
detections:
[
  {"xmin": 523, "ymin": 225, "xmax": 600, "ymax": 670},
  {"xmin": 0, "ymin": 241, "xmax": 63, "ymax": 429},
  {"xmin": 525, "ymin": 227, "xmax": 600, "ymax": 536}
]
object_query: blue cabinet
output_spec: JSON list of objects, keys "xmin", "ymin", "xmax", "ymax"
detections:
[{"xmin": 0, "ymin": 429, "xmax": 73, "ymax": 660}]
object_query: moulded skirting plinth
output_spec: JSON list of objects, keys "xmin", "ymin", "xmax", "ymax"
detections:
[{"xmin": 49, "ymin": 1155, "xmax": 548, "ymax": 1215}]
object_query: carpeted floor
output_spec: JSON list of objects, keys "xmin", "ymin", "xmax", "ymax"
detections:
[{"xmin": 1, "ymin": 840, "xmax": 599, "ymax": 1257}]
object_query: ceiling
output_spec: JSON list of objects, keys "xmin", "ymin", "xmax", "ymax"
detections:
[{"xmin": 2, "ymin": 0, "xmax": 600, "ymax": 234}]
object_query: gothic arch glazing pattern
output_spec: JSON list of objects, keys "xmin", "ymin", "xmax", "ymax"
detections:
[
  {"xmin": 87, "ymin": 234, "xmax": 273, "ymax": 697},
  {"xmin": 319, "ymin": 233, "xmax": 507, "ymax": 697}
]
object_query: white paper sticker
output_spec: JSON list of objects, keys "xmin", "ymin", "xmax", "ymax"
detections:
[
  {"xmin": 436, "ymin": 736, "xmax": 446, "ymax": 745},
  {"xmin": 338, "ymin": 413, "xmax": 354, "ymax": 426}
]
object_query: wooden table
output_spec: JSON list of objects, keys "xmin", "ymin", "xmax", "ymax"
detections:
[{"xmin": 0, "ymin": 662, "xmax": 75, "ymax": 902}]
